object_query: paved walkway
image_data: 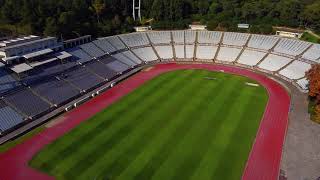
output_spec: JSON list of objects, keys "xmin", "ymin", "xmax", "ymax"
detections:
[{"xmin": 281, "ymin": 85, "xmax": 320, "ymax": 180}]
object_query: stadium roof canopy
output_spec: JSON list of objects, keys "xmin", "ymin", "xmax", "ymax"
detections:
[
  {"xmin": 55, "ymin": 51, "xmax": 72, "ymax": 60},
  {"xmin": 10, "ymin": 63, "xmax": 33, "ymax": 74},
  {"xmin": 29, "ymin": 57, "xmax": 58, "ymax": 68},
  {"xmin": 23, "ymin": 48, "xmax": 53, "ymax": 59}
]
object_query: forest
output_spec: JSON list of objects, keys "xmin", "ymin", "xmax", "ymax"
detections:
[{"xmin": 0, "ymin": 0, "xmax": 319, "ymax": 39}]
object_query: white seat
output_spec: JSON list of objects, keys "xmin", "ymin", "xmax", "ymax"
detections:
[
  {"xmin": 248, "ymin": 35, "xmax": 279, "ymax": 50},
  {"xmin": 237, "ymin": 50, "xmax": 267, "ymax": 66},
  {"xmin": 274, "ymin": 38, "xmax": 311, "ymax": 56},
  {"xmin": 185, "ymin": 45, "xmax": 195, "ymax": 59},
  {"xmin": 172, "ymin": 31, "xmax": 185, "ymax": 44},
  {"xmin": 216, "ymin": 47, "xmax": 242, "ymax": 62},
  {"xmin": 196, "ymin": 46, "xmax": 217, "ymax": 60},
  {"xmin": 148, "ymin": 31, "xmax": 171, "ymax": 44},
  {"xmin": 222, "ymin": 32, "xmax": 250, "ymax": 46},
  {"xmin": 296, "ymin": 78, "xmax": 309, "ymax": 90},
  {"xmin": 279, "ymin": 60, "xmax": 311, "ymax": 80},
  {"xmin": 198, "ymin": 31, "xmax": 222, "ymax": 44},
  {"xmin": 258, "ymin": 54, "xmax": 292, "ymax": 71},
  {"xmin": 132, "ymin": 47, "xmax": 158, "ymax": 62},
  {"xmin": 155, "ymin": 46, "xmax": 174, "ymax": 60},
  {"xmin": 174, "ymin": 45, "xmax": 185, "ymax": 59},
  {"xmin": 302, "ymin": 44, "xmax": 320, "ymax": 62}
]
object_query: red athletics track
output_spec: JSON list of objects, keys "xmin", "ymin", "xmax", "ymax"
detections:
[{"xmin": 0, "ymin": 63, "xmax": 290, "ymax": 180}]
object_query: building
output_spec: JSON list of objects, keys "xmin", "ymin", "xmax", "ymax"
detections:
[
  {"xmin": 63, "ymin": 35, "xmax": 92, "ymax": 49},
  {"xmin": 189, "ymin": 22, "xmax": 207, "ymax": 30},
  {"xmin": 0, "ymin": 36, "xmax": 72, "ymax": 76},
  {"xmin": 134, "ymin": 26, "xmax": 152, "ymax": 32},
  {"xmin": 0, "ymin": 36, "xmax": 63, "ymax": 65},
  {"xmin": 274, "ymin": 27, "xmax": 304, "ymax": 38},
  {"xmin": 238, "ymin": 24, "xmax": 250, "ymax": 29}
]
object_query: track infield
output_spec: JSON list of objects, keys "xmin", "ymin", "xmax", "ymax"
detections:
[
  {"xmin": 30, "ymin": 69, "xmax": 268, "ymax": 180},
  {"xmin": 0, "ymin": 63, "xmax": 290, "ymax": 180}
]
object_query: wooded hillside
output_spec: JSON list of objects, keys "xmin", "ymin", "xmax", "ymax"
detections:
[{"xmin": 0, "ymin": 0, "xmax": 319, "ymax": 39}]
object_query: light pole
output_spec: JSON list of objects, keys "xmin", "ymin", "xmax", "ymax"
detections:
[{"xmin": 133, "ymin": 0, "xmax": 141, "ymax": 21}]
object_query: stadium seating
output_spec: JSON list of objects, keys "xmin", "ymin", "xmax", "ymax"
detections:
[
  {"xmin": 67, "ymin": 48, "xmax": 92, "ymax": 64},
  {"xmin": 93, "ymin": 39, "xmax": 117, "ymax": 54},
  {"xmin": 132, "ymin": 47, "xmax": 158, "ymax": 62},
  {"xmin": 22, "ymin": 60, "xmax": 78, "ymax": 85},
  {"xmin": 216, "ymin": 47, "xmax": 242, "ymax": 62},
  {"xmin": 197, "ymin": 31, "xmax": 222, "ymax": 44},
  {"xmin": 279, "ymin": 60, "xmax": 311, "ymax": 80},
  {"xmin": 247, "ymin": 35, "xmax": 279, "ymax": 50},
  {"xmin": 185, "ymin": 45, "xmax": 195, "ymax": 59},
  {"xmin": 154, "ymin": 46, "xmax": 174, "ymax": 60},
  {"xmin": 222, "ymin": 32, "xmax": 250, "ymax": 46},
  {"xmin": 0, "ymin": 100, "xmax": 24, "ymax": 132},
  {"xmin": 3, "ymin": 87, "xmax": 51, "ymax": 118},
  {"xmin": 147, "ymin": 31, "xmax": 171, "ymax": 45},
  {"xmin": 119, "ymin": 33, "xmax": 149, "ymax": 47},
  {"xmin": 273, "ymin": 38, "xmax": 311, "ymax": 56},
  {"xmin": 2, "ymin": 30, "xmax": 319, "ymax": 135},
  {"xmin": 185, "ymin": 31, "xmax": 197, "ymax": 44},
  {"xmin": 60, "ymin": 66, "xmax": 104, "ymax": 91},
  {"xmin": 237, "ymin": 50, "xmax": 267, "ymax": 66},
  {"xmin": 85, "ymin": 60, "xmax": 117, "ymax": 80},
  {"xmin": 31, "ymin": 77, "xmax": 80, "ymax": 105},
  {"xmin": 104, "ymin": 36, "xmax": 127, "ymax": 51},
  {"xmin": 196, "ymin": 45, "xmax": 217, "ymax": 61},
  {"xmin": 258, "ymin": 54, "xmax": 293, "ymax": 71},
  {"xmin": 105, "ymin": 61, "xmax": 130, "ymax": 73},
  {"xmin": 113, "ymin": 53, "xmax": 138, "ymax": 66},
  {"xmin": 0, "ymin": 67, "xmax": 21, "ymax": 95},
  {"xmin": 302, "ymin": 44, "xmax": 320, "ymax": 62},
  {"xmin": 121, "ymin": 51, "xmax": 143, "ymax": 64},
  {"xmin": 296, "ymin": 78, "xmax": 309, "ymax": 90},
  {"xmin": 80, "ymin": 43, "xmax": 106, "ymax": 58},
  {"xmin": 174, "ymin": 45, "xmax": 185, "ymax": 59},
  {"xmin": 172, "ymin": 31, "xmax": 185, "ymax": 44},
  {"xmin": 99, "ymin": 56, "xmax": 118, "ymax": 64}
]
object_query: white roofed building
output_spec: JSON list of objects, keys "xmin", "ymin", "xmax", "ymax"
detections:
[{"xmin": 0, "ymin": 36, "xmax": 63, "ymax": 64}]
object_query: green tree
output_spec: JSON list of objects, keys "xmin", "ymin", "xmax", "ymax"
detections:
[
  {"xmin": 91, "ymin": 0, "xmax": 106, "ymax": 24},
  {"xmin": 302, "ymin": 2, "xmax": 320, "ymax": 32},
  {"xmin": 44, "ymin": 17, "xmax": 59, "ymax": 37}
]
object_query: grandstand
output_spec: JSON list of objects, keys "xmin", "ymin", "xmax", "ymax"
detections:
[
  {"xmin": 154, "ymin": 46, "xmax": 174, "ymax": 60},
  {"xmin": 302, "ymin": 44, "xmax": 320, "ymax": 62},
  {"xmin": 247, "ymin": 34, "xmax": 279, "ymax": 50},
  {"xmin": 0, "ymin": 29, "xmax": 319, "ymax": 140},
  {"xmin": 196, "ymin": 45, "xmax": 217, "ymax": 61},
  {"xmin": 237, "ymin": 50, "xmax": 267, "ymax": 66},
  {"xmin": 197, "ymin": 31, "xmax": 222, "ymax": 45},
  {"xmin": 174, "ymin": 45, "xmax": 185, "ymax": 59},
  {"xmin": 273, "ymin": 38, "xmax": 311, "ymax": 57},
  {"xmin": 0, "ymin": 100, "xmax": 24, "ymax": 133},
  {"xmin": 216, "ymin": 47, "xmax": 242, "ymax": 62},
  {"xmin": 93, "ymin": 39, "xmax": 117, "ymax": 54},
  {"xmin": 258, "ymin": 54, "xmax": 293, "ymax": 72},
  {"xmin": 222, "ymin": 32, "xmax": 250, "ymax": 46},
  {"xmin": 79, "ymin": 43, "xmax": 106, "ymax": 58},
  {"xmin": 172, "ymin": 31, "xmax": 185, "ymax": 44},
  {"xmin": 103, "ymin": 36, "xmax": 127, "ymax": 51},
  {"xmin": 119, "ymin": 33, "xmax": 149, "ymax": 48},
  {"xmin": 132, "ymin": 47, "xmax": 159, "ymax": 62},
  {"xmin": 147, "ymin": 31, "xmax": 172, "ymax": 45}
]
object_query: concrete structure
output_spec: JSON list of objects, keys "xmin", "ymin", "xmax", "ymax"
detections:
[{"xmin": 274, "ymin": 27, "xmax": 304, "ymax": 38}]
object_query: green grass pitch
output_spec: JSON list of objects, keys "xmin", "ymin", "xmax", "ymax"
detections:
[{"xmin": 29, "ymin": 69, "xmax": 268, "ymax": 180}]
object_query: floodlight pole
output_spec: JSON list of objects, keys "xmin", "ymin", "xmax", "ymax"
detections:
[{"xmin": 133, "ymin": 0, "xmax": 141, "ymax": 21}]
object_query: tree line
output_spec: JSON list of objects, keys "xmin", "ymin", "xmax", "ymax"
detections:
[{"xmin": 0, "ymin": 0, "xmax": 320, "ymax": 40}]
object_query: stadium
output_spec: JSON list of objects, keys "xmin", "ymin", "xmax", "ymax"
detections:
[{"xmin": 0, "ymin": 30, "xmax": 318, "ymax": 180}]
